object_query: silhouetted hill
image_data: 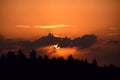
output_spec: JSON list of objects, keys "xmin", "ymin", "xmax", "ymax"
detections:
[{"xmin": 0, "ymin": 50, "xmax": 120, "ymax": 80}]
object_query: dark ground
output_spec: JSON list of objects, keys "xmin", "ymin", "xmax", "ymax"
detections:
[{"xmin": 0, "ymin": 50, "xmax": 120, "ymax": 80}]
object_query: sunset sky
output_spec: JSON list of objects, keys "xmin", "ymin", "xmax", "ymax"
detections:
[
  {"xmin": 0, "ymin": 0, "xmax": 120, "ymax": 66},
  {"xmin": 0, "ymin": 0, "xmax": 120, "ymax": 39}
]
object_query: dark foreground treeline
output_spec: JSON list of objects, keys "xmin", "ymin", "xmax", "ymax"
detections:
[{"xmin": 0, "ymin": 50, "xmax": 120, "ymax": 80}]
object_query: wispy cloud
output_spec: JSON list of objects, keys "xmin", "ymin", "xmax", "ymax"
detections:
[
  {"xmin": 107, "ymin": 33, "xmax": 120, "ymax": 36},
  {"xmin": 16, "ymin": 25, "xmax": 32, "ymax": 28},
  {"xmin": 34, "ymin": 24, "xmax": 69, "ymax": 29},
  {"xmin": 16, "ymin": 24, "xmax": 69, "ymax": 29},
  {"xmin": 109, "ymin": 27, "xmax": 120, "ymax": 30}
]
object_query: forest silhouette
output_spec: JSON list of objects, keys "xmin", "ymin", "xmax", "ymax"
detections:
[{"xmin": 0, "ymin": 49, "xmax": 120, "ymax": 80}]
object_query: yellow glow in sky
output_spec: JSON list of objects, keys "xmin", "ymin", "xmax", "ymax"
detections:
[
  {"xmin": 53, "ymin": 44, "xmax": 60, "ymax": 49},
  {"xmin": 35, "ymin": 24, "xmax": 69, "ymax": 29}
]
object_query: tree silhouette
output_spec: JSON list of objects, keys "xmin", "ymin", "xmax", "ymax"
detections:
[
  {"xmin": 92, "ymin": 59, "xmax": 97, "ymax": 67},
  {"xmin": 30, "ymin": 50, "xmax": 37, "ymax": 60},
  {"xmin": 67, "ymin": 55, "xmax": 74, "ymax": 64},
  {"xmin": 18, "ymin": 49, "xmax": 26, "ymax": 59},
  {"xmin": 0, "ymin": 50, "xmax": 120, "ymax": 80}
]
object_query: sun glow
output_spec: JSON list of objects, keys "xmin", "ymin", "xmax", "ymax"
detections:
[
  {"xmin": 37, "ymin": 45, "xmax": 78, "ymax": 59},
  {"xmin": 53, "ymin": 44, "xmax": 60, "ymax": 49},
  {"xmin": 36, "ymin": 44, "xmax": 88, "ymax": 59}
]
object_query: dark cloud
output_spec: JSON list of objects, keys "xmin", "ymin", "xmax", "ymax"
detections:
[
  {"xmin": 107, "ymin": 40, "xmax": 120, "ymax": 45},
  {"xmin": 88, "ymin": 46, "xmax": 120, "ymax": 66},
  {"xmin": 81, "ymin": 39, "xmax": 120, "ymax": 66},
  {"xmin": 0, "ymin": 33, "xmax": 97, "ymax": 53},
  {"xmin": 0, "ymin": 34, "xmax": 5, "ymax": 44},
  {"xmin": 23, "ymin": 33, "xmax": 97, "ymax": 51}
]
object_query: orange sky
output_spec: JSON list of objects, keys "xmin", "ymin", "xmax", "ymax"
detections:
[{"xmin": 0, "ymin": 0, "xmax": 120, "ymax": 40}]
